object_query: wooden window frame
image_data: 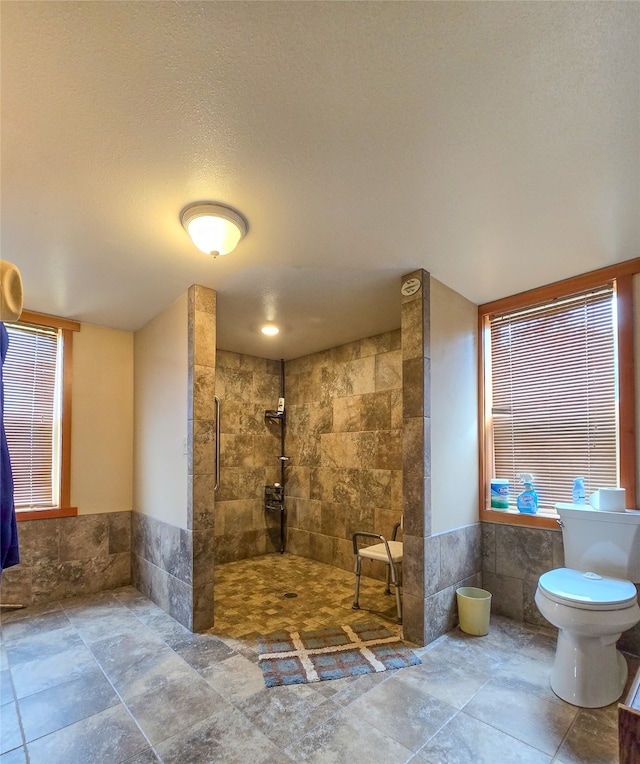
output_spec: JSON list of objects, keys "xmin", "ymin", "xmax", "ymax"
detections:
[
  {"xmin": 9, "ymin": 310, "xmax": 80, "ymax": 521},
  {"xmin": 479, "ymin": 258, "xmax": 640, "ymax": 529}
]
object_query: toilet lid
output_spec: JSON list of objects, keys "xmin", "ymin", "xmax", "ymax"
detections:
[{"xmin": 538, "ymin": 568, "xmax": 637, "ymax": 610}]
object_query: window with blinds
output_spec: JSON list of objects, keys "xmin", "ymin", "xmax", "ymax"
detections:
[
  {"xmin": 488, "ymin": 285, "xmax": 618, "ymax": 511},
  {"xmin": 3, "ymin": 322, "xmax": 62, "ymax": 508}
]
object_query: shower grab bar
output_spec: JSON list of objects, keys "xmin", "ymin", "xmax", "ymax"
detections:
[{"xmin": 214, "ymin": 395, "xmax": 221, "ymax": 493}]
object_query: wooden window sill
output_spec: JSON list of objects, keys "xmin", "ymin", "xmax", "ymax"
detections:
[
  {"xmin": 480, "ymin": 507, "xmax": 561, "ymax": 530},
  {"xmin": 16, "ymin": 507, "xmax": 78, "ymax": 521}
]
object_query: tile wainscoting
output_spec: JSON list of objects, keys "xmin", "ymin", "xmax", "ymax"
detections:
[
  {"xmin": 482, "ymin": 520, "xmax": 640, "ymax": 654},
  {"xmin": 404, "ymin": 521, "xmax": 483, "ymax": 644},
  {"xmin": 0, "ymin": 511, "xmax": 131, "ymax": 606},
  {"xmin": 131, "ymin": 511, "xmax": 214, "ymax": 632}
]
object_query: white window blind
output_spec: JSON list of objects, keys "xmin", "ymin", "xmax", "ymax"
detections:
[
  {"xmin": 3, "ymin": 322, "xmax": 62, "ymax": 508},
  {"xmin": 489, "ymin": 285, "xmax": 618, "ymax": 510}
]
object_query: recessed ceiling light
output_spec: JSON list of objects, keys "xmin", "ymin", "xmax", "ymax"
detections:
[{"xmin": 261, "ymin": 325, "xmax": 279, "ymax": 336}]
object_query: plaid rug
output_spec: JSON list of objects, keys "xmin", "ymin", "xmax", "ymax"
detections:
[{"xmin": 257, "ymin": 621, "xmax": 421, "ymax": 687}]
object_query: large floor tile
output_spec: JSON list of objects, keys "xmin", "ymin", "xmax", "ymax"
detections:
[
  {"xmin": 394, "ymin": 650, "xmax": 490, "ymax": 709},
  {"xmin": 263, "ymin": 754, "xmax": 296, "ymax": 764},
  {"xmin": 1, "ymin": 667, "xmax": 14, "ymax": 705},
  {"xmin": 516, "ymin": 631, "xmax": 558, "ymax": 663},
  {"xmin": 481, "ymin": 614, "xmax": 539, "ymax": 650},
  {"xmin": 237, "ymin": 683, "xmax": 342, "ymax": 749},
  {"xmin": 199, "ymin": 653, "xmax": 266, "ymax": 704},
  {"xmin": 0, "ymin": 700, "xmax": 23, "ymax": 754},
  {"xmin": 64, "ymin": 604, "xmax": 147, "ymax": 644},
  {"xmin": 3, "ymin": 624, "xmax": 82, "ymax": 667},
  {"xmin": 155, "ymin": 706, "xmax": 280, "ymax": 764},
  {"xmin": 10, "ymin": 640, "xmax": 100, "ymax": 699},
  {"xmin": 18, "ymin": 666, "xmax": 119, "ymax": 743},
  {"xmin": 0, "ymin": 745, "xmax": 27, "ymax": 764},
  {"xmin": 2, "ymin": 558, "xmax": 636, "ymax": 764},
  {"xmin": 493, "ymin": 647, "xmax": 557, "ymax": 702},
  {"xmin": 0, "ymin": 642, "xmax": 9, "ymax": 670},
  {"xmin": 0, "ymin": 602, "xmax": 62, "ymax": 625},
  {"xmin": 285, "ymin": 707, "xmax": 414, "ymax": 763},
  {"xmin": 90, "ymin": 631, "xmax": 197, "ymax": 700},
  {"xmin": 311, "ymin": 669, "xmax": 391, "ymax": 707},
  {"xmin": 111, "ymin": 586, "xmax": 154, "ymax": 608},
  {"xmin": 126, "ymin": 672, "xmax": 231, "ymax": 745},
  {"xmin": 554, "ymin": 706, "xmax": 619, "ymax": 764},
  {"xmin": 26, "ymin": 704, "xmax": 149, "ymax": 764},
  {"xmin": 122, "ymin": 750, "xmax": 162, "ymax": 764},
  {"xmin": 348, "ymin": 674, "xmax": 457, "ymax": 752},
  {"xmin": 421, "ymin": 629, "xmax": 511, "ymax": 675},
  {"xmin": 59, "ymin": 590, "xmax": 124, "ymax": 611},
  {"xmin": 168, "ymin": 631, "xmax": 235, "ymax": 670},
  {"xmin": 463, "ymin": 679, "xmax": 578, "ymax": 756},
  {"xmin": 126, "ymin": 606, "xmax": 192, "ymax": 645},
  {"xmin": 417, "ymin": 710, "xmax": 552, "ymax": 763},
  {"xmin": 1, "ymin": 609, "xmax": 70, "ymax": 644}
]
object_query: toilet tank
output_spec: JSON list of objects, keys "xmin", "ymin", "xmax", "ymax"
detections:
[{"xmin": 556, "ymin": 503, "xmax": 640, "ymax": 581}]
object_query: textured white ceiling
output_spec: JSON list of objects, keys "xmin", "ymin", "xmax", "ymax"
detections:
[{"xmin": 1, "ymin": 1, "xmax": 638, "ymax": 359}]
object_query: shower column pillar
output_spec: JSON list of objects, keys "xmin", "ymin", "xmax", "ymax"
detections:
[
  {"xmin": 187, "ymin": 284, "xmax": 217, "ymax": 631},
  {"xmin": 400, "ymin": 269, "xmax": 430, "ymax": 645}
]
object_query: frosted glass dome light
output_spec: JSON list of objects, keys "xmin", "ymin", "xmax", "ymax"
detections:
[{"xmin": 181, "ymin": 202, "xmax": 248, "ymax": 257}]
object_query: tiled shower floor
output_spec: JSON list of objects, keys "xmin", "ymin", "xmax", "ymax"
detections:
[
  {"xmin": 0, "ymin": 553, "xmax": 635, "ymax": 763},
  {"xmin": 213, "ymin": 552, "xmax": 401, "ymax": 641}
]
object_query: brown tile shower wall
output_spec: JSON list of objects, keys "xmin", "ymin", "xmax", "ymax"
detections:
[
  {"xmin": 0, "ymin": 512, "xmax": 131, "ymax": 606},
  {"xmin": 284, "ymin": 330, "xmax": 403, "ymax": 575},
  {"xmin": 214, "ymin": 350, "xmax": 282, "ymax": 563}
]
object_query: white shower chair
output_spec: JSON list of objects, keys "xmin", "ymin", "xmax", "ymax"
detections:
[{"xmin": 351, "ymin": 519, "xmax": 403, "ymax": 624}]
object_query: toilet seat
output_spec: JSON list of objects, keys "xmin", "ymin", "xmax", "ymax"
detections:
[{"xmin": 538, "ymin": 567, "xmax": 637, "ymax": 611}]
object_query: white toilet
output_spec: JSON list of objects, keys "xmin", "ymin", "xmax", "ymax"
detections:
[{"xmin": 535, "ymin": 502, "xmax": 640, "ymax": 708}]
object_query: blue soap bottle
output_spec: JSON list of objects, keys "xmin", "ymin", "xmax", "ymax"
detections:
[{"xmin": 516, "ymin": 473, "xmax": 538, "ymax": 514}]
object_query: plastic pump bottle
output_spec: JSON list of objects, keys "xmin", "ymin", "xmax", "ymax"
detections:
[
  {"xmin": 516, "ymin": 473, "xmax": 538, "ymax": 514},
  {"xmin": 572, "ymin": 477, "xmax": 586, "ymax": 505}
]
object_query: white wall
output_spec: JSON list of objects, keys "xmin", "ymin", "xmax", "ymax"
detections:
[
  {"xmin": 430, "ymin": 277, "xmax": 479, "ymax": 533},
  {"xmin": 133, "ymin": 293, "xmax": 188, "ymax": 527},
  {"xmin": 71, "ymin": 323, "xmax": 133, "ymax": 514},
  {"xmin": 634, "ymin": 273, "xmax": 640, "ymax": 508}
]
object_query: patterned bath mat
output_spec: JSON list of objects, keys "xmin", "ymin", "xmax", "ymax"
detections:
[{"xmin": 257, "ymin": 621, "xmax": 421, "ymax": 687}]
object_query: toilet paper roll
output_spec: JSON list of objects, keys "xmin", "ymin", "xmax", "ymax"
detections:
[{"xmin": 589, "ymin": 487, "xmax": 626, "ymax": 512}]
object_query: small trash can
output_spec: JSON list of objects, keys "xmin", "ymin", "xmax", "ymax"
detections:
[{"xmin": 456, "ymin": 587, "xmax": 492, "ymax": 636}]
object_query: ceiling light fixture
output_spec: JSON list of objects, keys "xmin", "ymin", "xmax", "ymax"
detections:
[
  {"xmin": 180, "ymin": 202, "xmax": 248, "ymax": 258},
  {"xmin": 261, "ymin": 325, "xmax": 280, "ymax": 336}
]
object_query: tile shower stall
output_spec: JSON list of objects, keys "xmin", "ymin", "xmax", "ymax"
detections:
[
  {"xmin": 129, "ymin": 276, "xmax": 485, "ymax": 645},
  {"xmin": 2, "ymin": 275, "xmax": 495, "ymax": 647}
]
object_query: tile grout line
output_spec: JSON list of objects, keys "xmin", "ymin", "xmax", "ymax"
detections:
[
  {"xmin": 4, "ymin": 646, "xmax": 30, "ymax": 762},
  {"xmin": 3, "ymin": 602, "xmax": 76, "ymax": 762},
  {"xmin": 37, "ymin": 595, "xmax": 159, "ymax": 763}
]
